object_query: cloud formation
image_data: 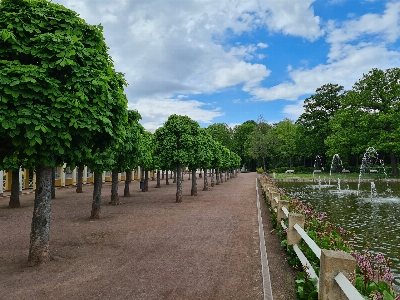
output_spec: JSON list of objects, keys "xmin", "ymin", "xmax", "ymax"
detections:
[{"xmin": 54, "ymin": 0, "xmax": 400, "ymax": 128}]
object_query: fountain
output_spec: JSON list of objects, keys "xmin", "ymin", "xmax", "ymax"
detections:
[
  {"xmin": 329, "ymin": 154, "xmax": 343, "ymax": 185},
  {"xmin": 275, "ymin": 147, "xmax": 400, "ymax": 286},
  {"xmin": 313, "ymin": 155, "xmax": 324, "ymax": 180},
  {"xmin": 356, "ymin": 147, "xmax": 391, "ymax": 198}
]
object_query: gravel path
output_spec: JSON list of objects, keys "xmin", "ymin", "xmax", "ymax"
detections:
[{"xmin": 0, "ymin": 172, "xmax": 296, "ymax": 299}]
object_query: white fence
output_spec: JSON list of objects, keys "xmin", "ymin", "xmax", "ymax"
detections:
[{"xmin": 261, "ymin": 178, "xmax": 364, "ymax": 300}]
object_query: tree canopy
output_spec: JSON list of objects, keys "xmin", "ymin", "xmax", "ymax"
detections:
[{"xmin": 0, "ymin": 0, "xmax": 128, "ymax": 264}]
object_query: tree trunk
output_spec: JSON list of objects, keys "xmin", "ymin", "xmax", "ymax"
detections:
[
  {"xmin": 161, "ymin": 170, "xmax": 164, "ymax": 180},
  {"xmin": 144, "ymin": 169, "xmax": 149, "ymax": 192},
  {"xmin": 90, "ymin": 171, "xmax": 102, "ymax": 219},
  {"xmin": 51, "ymin": 167, "xmax": 56, "ymax": 199},
  {"xmin": 216, "ymin": 168, "xmax": 220, "ymax": 185},
  {"xmin": 203, "ymin": 169, "xmax": 208, "ymax": 191},
  {"xmin": 28, "ymin": 165, "xmax": 52, "ymax": 265},
  {"xmin": 151, "ymin": 170, "xmax": 155, "ymax": 181},
  {"xmin": 9, "ymin": 170, "xmax": 20, "ymax": 208},
  {"xmin": 199, "ymin": 170, "xmax": 202, "ymax": 178},
  {"xmin": 166, "ymin": 170, "xmax": 169, "ymax": 185},
  {"xmin": 124, "ymin": 170, "xmax": 131, "ymax": 196},
  {"xmin": 188, "ymin": 171, "xmax": 191, "ymax": 180},
  {"xmin": 263, "ymin": 156, "xmax": 266, "ymax": 172},
  {"xmin": 110, "ymin": 168, "xmax": 120, "ymax": 205},
  {"xmin": 211, "ymin": 169, "xmax": 215, "ymax": 187},
  {"xmin": 156, "ymin": 170, "xmax": 161, "ymax": 188},
  {"xmin": 173, "ymin": 170, "xmax": 176, "ymax": 183},
  {"xmin": 390, "ymin": 153, "xmax": 398, "ymax": 176},
  {"xmin": 191, "ymin": 169, "xmax": 197, "ymax": 196},
  {"xmin": 76, "ymin": 165, "xmax": 83, "ymax": 193},
  {"xmin": 176, "ymin": 164, "xmax": 183, "ymax": 203}
]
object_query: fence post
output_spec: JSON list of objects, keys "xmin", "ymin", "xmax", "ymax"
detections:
[
  {"xmin": 277, "ymin": 200, "xmax": 289, "ymax": 223},
  {"xmin": 318, "ymin": 249, "xmax": 356, "ymax": 300},
  {"xmin": 287, "ymin": 213, "xmax": 305, "ymax": 246},
  {"xmin": 271, "ymin": 192, "xmax": 280, "ymax": 210}
]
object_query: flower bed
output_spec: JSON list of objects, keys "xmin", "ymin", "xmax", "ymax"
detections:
[{"xmin": 260, "ymin": 174, "xmax": 399, "ymax": 300}]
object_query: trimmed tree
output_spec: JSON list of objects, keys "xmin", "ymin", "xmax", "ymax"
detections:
[
  {"xmin": 154, "ymin": 115, "xmax": 200, "ymax": 202},
  {"xmin": 0, "ymin": 0, "xmax": 127, "ymax": 264}
]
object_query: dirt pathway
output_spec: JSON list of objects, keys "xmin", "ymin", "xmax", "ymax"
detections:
[{"xmin": 0, "ymin": 172, "xmax": 296, "ymax": 300}]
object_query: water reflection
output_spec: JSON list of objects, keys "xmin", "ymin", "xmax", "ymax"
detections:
[{"xmin": 277, "ymin": 180, "xmax": 400, "ymax": 287}]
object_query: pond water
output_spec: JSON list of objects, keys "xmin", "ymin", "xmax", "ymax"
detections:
[{"xmin": 276, "ymin": 179, "xmax": 400, "ymax": 287}]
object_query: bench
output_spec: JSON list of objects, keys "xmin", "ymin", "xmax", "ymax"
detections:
[
  {"xmin": 313, "ymin": 170, "xmax": 322, "ymax": 173},
  {"xmin": 370, "ymin": 170, "xmax": 378, "ymax": 173},
  {"xmin": 342, "ymin": 169, "xmax": 350, "ymax": 173},
  {"xmin": 285, "ymin": 170, "xmax": 294, "ymax": 174}
]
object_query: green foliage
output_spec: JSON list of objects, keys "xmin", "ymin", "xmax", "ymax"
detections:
[
  {"xmin": 138, "ymin": 130, "xmax": 156, "ymax": 170},
  {"xmin": 295, "ymin": 271, "xmax": 318, "ymax": 300},
  {"xmin": 154, "ymin": 114, "xmax": 200, "ymax": 170},
  {"xmin": 232, "ymin": 120, "xmax": 257, "ymax": 169},
  {"xmin": 246, "ymin": 116, "xmax": 274, "ymax": 169},
  {"xmin": 0, "ymin": 0, "xmax": 128, "ymax": 169},
  {"xmin": 256, "ymin": 167, "xmax": 264, "ymax": 173},
  {"xmin": 206, "ymin": 123, "xmax": 234, "ymax": 150},
  {"xmin": 325, "ymin": 68, "xmax": 400, "ymax": 175},
  {"xmin": 296, "ymin": 83, "xmax": 344, "ymax": 159},
  {"xmin": 113, "ymin": 110, "xmax": 142, "ymax": 171}
]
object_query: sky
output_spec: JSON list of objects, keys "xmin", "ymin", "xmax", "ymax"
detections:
[{"xmin": 53, "ymin": 0, "xmax": 400, "ymax": 131}]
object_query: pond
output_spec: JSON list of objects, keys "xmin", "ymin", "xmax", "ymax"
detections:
[{"xmin": 275, "ymin": 178, "xmax": 400, "ymax": 287}]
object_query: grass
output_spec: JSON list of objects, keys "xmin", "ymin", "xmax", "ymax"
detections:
[{"xmin": 268, "ymin": 172, "xmax": 391, "ymax": 180}]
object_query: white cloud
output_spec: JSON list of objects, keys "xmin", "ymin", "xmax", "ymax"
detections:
[
  {"xmin": 327, "ymin": 1, "xmax": 400, "ymax": 61},
  {"xmin": 257, "ymin": 42, "xmax": 268, "ymax": 48},
  {"xmin": 260, "ymin": 0, "xmax": 324, "ymax": 41},
  {"xmin": 129, "ymin": 98, "xmax": 223, "ymax": 131},
  {"xmin": 282, "ymin": 100, "xmax": 305, "ymax": 120},
  {"xmin": 250, "ymin": 44, "xmax": 400, "ymax": 101},
  {"xmin": 250, "ymin": 1, "xmax": 400, "ymax": 103}
]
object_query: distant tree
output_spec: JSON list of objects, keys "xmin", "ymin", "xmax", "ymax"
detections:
[
  {"xmin": 138, "ymin": 131, "xmax": 156, "ymax": 192},
  {"xmin": 274, "ymin": 119, "xmax": 298, "ymax": 168},
  {"xmin": 206, "ymin": 123, "xmax": 234, "ymax": 150},
  {"xmin": 233, "ymin": 120, "xmax": 257, "ymax": 170},
  {"xmin": 110, "ymin": 110, "xmax": 142, "ymax": 201},
  {"xmin": 187, "ymin": 128, "xmax": 213, "ymax": 195},
  {"xmin": 246, "ymin": 117, "xmax": 274, "ymax": 170},
  {"xmin": 0, "ymin": 0, "xmax": 127, "ymax": 263},
  {"xmin": 154, "ymin": 115, "xmax": 200, "ymax": 202},
  {"xmin": 296, "ymin": 83, "xmax": 344, "ymax": 161},
  {"xmin": 326, "ymin": 68, "xmax": 400, "ymax": 175},
  {"xmin": 0, "ymin": 157, "xmax": 21, "ymax": 208}
]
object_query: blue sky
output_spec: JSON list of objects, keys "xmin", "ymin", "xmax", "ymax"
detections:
[{"xmin": 54, "ymin": 0, "xmax": 400, "ymax": 130}]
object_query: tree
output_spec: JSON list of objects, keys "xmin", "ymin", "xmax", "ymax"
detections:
[
  {"xmin": 0, "ymin": 157, "xmax": 22, "ymax": 207},
  {"xmin": 246, "ymin": 117, "xmax": 274, "ymax": 170},
  {"xmin": 296, "ymin": 83, "xmax": 344, "ymax": 161},
  {"xmin": 206, "ymin": 123, "xmax": 234, "ymax": 150},
  {"xmin": 273, "ymin": 119, "xmax": 298, "ymax": 168},
  {"xmin": 233, "ymin": 120, "xmax": 257, "ymax": 171},
  {"xmin": 326, "ymin": 68, "xmax": 400, "ymax": 175},
  {"xmin": 187, "ymin": 128, "xmax": 213, "ymax": 195},
  {"xmin": 0, "ymin": 0, "xmax": 127, "ymax": 264},
  {"xmin": 154, "ymin": 115, "xmax": 200, "ymax": 202},
  {"xmin": 138, "ymin": 131, "xmax": 156, "ymax": 192},
  {"xmin": 110, "ymin": 110, "xmax": 142, "ymax": 201}
]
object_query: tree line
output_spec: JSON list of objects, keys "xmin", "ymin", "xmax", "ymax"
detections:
[{"xmin": 234, "ymin": 68, "xmax": 400, "ymax": 175}]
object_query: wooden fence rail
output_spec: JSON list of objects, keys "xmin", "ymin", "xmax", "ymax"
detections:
[{"xmin": 260, "ymin": 177, "xmax": 364, "ymax": 300}]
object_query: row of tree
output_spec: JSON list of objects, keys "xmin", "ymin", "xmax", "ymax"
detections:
[{"xmin": 0, "ymin": 0, "xmax": 242, "ymax": 266}]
